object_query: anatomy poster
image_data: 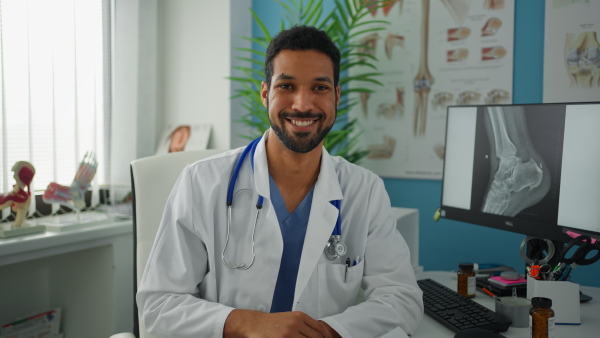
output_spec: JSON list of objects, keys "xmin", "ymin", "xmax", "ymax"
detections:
[
  {"xmin": 349, "ymin": 0, "xmax": 514, "ymax": 179},
  {"xmin": 543, "ymin": 0, "xmax": 600, "ymax": 103}
]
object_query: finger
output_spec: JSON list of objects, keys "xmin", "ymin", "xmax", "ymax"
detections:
[{"xmin": 300, "ymin": 316, "xmax": 331, "ymax": 338}]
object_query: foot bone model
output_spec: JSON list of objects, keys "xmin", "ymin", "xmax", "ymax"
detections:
[
  {"xmin": 565, "ymin": 31, "xmax": 600, "ymax": 88},
  {"xmin": 413, "ymin": 0, "xmax": 434, "ymax": 136},
  {"xmin": 43, "ymin": 152, "xmax": 98, "ymax": 211},
  {"xmin": 481, "ymin": 107, "xmax": 551, "ymax": 216}
]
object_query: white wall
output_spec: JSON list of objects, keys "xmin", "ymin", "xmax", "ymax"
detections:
[
  {"xmin": 156, "ymin": 0, "xmax": 252, "ymax": 150},
  {"xmin": 111, "ymin": 0, "xmax": 252, "ymax": 187}
]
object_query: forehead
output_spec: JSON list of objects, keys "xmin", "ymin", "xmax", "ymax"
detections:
[{"xmin": 271, "ymin": 49, "xmax": 334, "ymax": 79}]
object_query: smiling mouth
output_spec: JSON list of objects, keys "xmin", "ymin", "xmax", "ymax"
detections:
[{"xmin": 290, "ymin": 119, "xmax": 316, "ymax": 127}]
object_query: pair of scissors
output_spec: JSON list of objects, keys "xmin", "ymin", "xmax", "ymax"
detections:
[{"xmin": 552, "ymin": 235, "xmax": 600, "ymax": 280}]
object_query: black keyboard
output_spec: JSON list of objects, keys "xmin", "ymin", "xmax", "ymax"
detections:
[{"xmin": 418, "ymin": 278, "xmax": 512, "ymax": 333}]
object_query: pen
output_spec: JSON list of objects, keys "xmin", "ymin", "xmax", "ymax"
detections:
[
  {"xmin": 482, "ymin": 287, "xmax": 503, "ymax": 304},
  {"xmin": 353, "ymin": 256, "xmax": 359, "ymax": 266},
  {"xmin": 345, "ymin": 257, "xmax": 351, "ymax": 283}
]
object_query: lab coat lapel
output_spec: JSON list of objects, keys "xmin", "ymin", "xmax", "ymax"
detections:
[{"xmin": 294, "ymin": 148, "xmax": 343, "ymax": 307}]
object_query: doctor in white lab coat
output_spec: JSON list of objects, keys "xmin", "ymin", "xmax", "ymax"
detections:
[{"xmin": 137, "ymin": 25, "xmax": 423, "ymax": 338}]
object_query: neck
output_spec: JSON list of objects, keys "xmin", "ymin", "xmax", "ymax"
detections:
[{"xmin": 265, "ymin": 130, "xmax": 322, "ymax": 185}]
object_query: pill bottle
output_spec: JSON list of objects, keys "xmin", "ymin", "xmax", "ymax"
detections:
[
  {"xmin": 457, "ymin": 262, "xmax": 476, "ymax": 298},
  {"xmin": 529, "ymin": 297, "xmax": 555, "ymax": 338}
]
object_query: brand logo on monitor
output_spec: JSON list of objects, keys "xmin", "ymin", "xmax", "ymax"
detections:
[{"xmin": 505, "ymin": 221, "xmax": 514, "ymax": 227}]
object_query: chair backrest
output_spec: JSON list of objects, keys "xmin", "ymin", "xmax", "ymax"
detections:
[{"xmin": 130, "ymin": 149, "xmax": 225, "ymax": 337}]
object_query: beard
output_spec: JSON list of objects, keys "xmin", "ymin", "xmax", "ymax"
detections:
[{"xmin": 268, "ymin": 102, "xmax": 336, "ymax": 154}]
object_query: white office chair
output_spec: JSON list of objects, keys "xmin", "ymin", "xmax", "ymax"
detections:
[{"xmin": 112, "ymin": 149, "xmax": 226, "ymax": 338}]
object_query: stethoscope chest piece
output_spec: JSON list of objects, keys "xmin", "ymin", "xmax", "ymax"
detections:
[{"xmin": 324, "ymin": 235, "xmax": 347, "ymax": 260}]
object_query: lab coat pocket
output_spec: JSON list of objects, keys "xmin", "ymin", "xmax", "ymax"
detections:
[{"xmin": 317, "ymin": 260, "xmax": 364, "ymax": 318}]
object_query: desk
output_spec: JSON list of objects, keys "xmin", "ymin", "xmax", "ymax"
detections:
[
  {"xmin": 0, "ymin": 219, "xmax": 134, "ymax": 338},
  {"xmin": 411, "ymin": 271, "xmax": 600, "ymax": 337}
]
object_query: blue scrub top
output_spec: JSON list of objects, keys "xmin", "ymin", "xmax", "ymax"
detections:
[{"xmin": 269, "ymin": 175, "xmax": 314, "ymax": 313}]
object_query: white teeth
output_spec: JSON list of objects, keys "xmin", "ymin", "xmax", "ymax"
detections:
[{"xmin": 291, "ymin": 120, "xmax": 314, "ymax": 127}]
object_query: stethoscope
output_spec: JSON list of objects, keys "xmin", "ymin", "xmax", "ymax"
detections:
[{"xmin": 222, "ymin": 137, "xmax": 346, "ymax": 270}]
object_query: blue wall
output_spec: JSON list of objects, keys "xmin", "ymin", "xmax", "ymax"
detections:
[{"xmin": 252, "ymin": 0, "xmax": 600, "ymax": 287}]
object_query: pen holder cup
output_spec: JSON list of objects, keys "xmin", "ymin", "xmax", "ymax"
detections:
[
  {"xmin": 526, "ymin": 276, "xmax": 580, "ymax": 324},
  {"xmin": 495, "ymin": 297, "xmax": 531, "ymax": 328}
]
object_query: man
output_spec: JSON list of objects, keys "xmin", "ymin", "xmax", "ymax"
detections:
[{"xmin": 137, "ymin": 25, "xmax": 423, "ymax": 337}]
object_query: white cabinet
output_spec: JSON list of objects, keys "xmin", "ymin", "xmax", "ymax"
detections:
[{"xmin": 0, "ymin": 220, "xmax": 134, "ymax": 338}]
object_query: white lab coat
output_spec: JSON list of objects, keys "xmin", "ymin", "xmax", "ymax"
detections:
[{"xmin": 137, "ymin": 133, "xmax": 423, "ymax": 337}]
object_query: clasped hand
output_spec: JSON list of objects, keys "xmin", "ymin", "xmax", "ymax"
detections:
[{"xmin": 224, "ymin": 309, "xmax": 341, "ymax": 338}]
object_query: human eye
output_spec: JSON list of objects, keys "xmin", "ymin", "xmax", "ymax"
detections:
[
  {"xmin": 314, "ymin": 84, "xmax": 329, "ymax": 91},
  {"xmin": 278, "ymin": 83, "xmax": 293, "ymax": 90}
]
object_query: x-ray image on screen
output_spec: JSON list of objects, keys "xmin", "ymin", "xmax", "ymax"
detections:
[{"xmin": 470, "ymin": 105, "xmax": 565, "ymax": 224}]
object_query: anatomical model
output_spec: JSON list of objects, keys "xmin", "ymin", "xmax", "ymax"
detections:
[
  {"xmin": 368, "ymin": 135, "xmax": 396, "ymax": 159},
  {"xmin": 441, "ymin": 0, "xmax": 471, "ymax": 25},
  {"xmin": 456, "ymin": 91, "xmax": 481, "ymax": 105},
  {"xmin": 431, "ymin": 92, "xmax": 454, "ymax": 111},
  {"xmin": 447, "ymin": 27, "xmax": 471, "ymax": 41},
  {"xmin": 565, "ymin": 31, "xmax": 600, "ymax": 88},
  {"xmin": 447, "ymin": 48, "xmax": 469, "ymax": 62},
  {"xmin": 43, "ymin": 152, "xmax": 97, "ymax": 211},
  {"xmin": 413, "ymin": 0, "xmax": 434, "ymax": 136},
  {"xmin": 482, "ymin": 17, "xmax": 502, "ymax": 37},
  {"xmin": 485, "ymin": 89, "xmax": 510, "ymax": 104},
  {"xmin": 0, "ymin": 161, "xmax": 35, "ymax": 228},
  {"xmin": 481, "ymin": 106, "xmax": 550, "ymax": 216}
]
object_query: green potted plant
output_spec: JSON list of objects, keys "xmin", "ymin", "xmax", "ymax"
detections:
[{"xmin": 230, "ymin": 0, "xmax": 391, "ymax": 163}]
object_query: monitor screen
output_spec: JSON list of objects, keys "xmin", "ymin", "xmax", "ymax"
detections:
[{"xmin": 440, "ymin": 102, "xmax": 600, "ymax": 243}]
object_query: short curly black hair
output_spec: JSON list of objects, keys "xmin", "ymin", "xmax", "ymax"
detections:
[{"xmin": 264, "ymin": 25, "xmax": 341, "ymax": 89}]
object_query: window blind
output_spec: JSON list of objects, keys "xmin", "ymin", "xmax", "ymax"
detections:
[{"xmin": 0, "ymin": 0, "xmax": 108, "ymax": 219}]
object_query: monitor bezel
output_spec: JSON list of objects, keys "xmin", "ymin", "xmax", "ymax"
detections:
[{"xmin": 439, "ymin": 101, "xmax": 600, "ymax": 244}]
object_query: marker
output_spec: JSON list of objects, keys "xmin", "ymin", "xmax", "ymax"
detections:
[{"xmin": 482, "ymin": 287, "xmax": 503, "ymax": 304}]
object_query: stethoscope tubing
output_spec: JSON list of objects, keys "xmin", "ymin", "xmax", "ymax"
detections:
[{"xmin": 222, "ymin": 137, "xmax": 344, "ymax": 270}]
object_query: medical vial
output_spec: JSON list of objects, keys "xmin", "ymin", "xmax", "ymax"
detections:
[
  {"xmin": 457, "ymin": 263, "xmax": 476, "ymax": 298},
  {"xmin": 529, "ymin": 297, "xmax": 555, "ymax": 338}
]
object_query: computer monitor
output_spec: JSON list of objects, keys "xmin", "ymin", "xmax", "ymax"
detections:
[{"xmin": 440, "ymin": 102, "xmax": 600, "ymax": 245}]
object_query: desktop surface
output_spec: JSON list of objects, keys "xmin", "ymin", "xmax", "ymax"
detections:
[{"xmin": 411, "ymin": 271, "xmax": 600, "ymax": 338}]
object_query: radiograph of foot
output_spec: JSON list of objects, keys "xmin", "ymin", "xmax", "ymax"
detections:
[
  {"xmin": 565, "ymin": 31, "xmax": 600, "ymax": 88},
  {"xmin": 481, "ymin": 107, "xmax": 551, "ymax": 216}
]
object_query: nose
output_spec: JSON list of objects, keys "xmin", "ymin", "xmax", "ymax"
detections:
[{"xmin": 291, "ymin": 87, "xmax": 316, "ymax": 112}]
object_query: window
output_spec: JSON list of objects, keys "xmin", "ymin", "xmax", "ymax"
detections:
[{"xmin": 0, "ymin": 0, "xmax": 109, "ymax": 219}]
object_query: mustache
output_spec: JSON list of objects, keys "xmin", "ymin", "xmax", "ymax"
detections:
[{"xmin": 280, "ymin": 111, "xmax": 324, "ymax": 119}]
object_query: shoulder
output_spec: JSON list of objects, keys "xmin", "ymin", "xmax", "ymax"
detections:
[
  {"xmin": 329, "ymin": 155, "xmax": 382, "ymax": 185},
  {"xmin": 183, "ymin": 148, "xmax": 242, "ymax": 175}
]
